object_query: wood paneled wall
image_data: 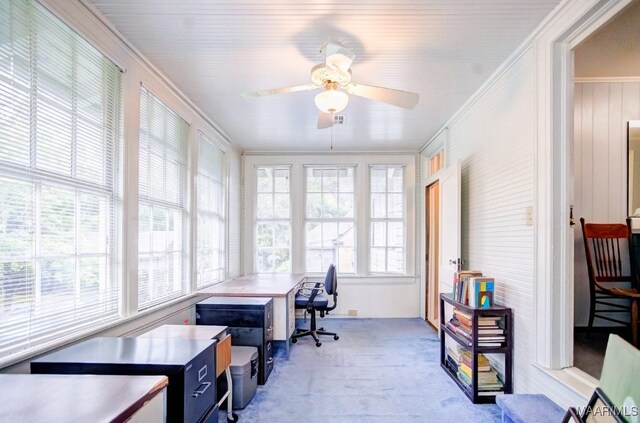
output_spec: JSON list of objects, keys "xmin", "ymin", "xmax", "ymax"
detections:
[{"xmin": 573, "ymin": 81, "xmax": 640, "ymax": 326}]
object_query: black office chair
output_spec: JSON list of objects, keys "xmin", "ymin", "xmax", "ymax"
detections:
[{"xmin": 291, "ymin": 264, "xmax": 339, "ymax": 347}]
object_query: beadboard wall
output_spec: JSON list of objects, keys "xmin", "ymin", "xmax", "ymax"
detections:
[
  {"xmin": 443, "ymin": 46, "xmax": 537, "ymax": 392},
  {"xmin": 573, "ymin": 81, "xmax": 640, "ymax": 327}
]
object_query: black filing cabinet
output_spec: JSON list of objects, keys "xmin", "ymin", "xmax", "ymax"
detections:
[
  {"xmin": 196, "ymin": 297, "xmax": 274, "ymax": 385},
  {"xmin": 31, "ymin": 337, "xmax": 218, "ymax": 423}
]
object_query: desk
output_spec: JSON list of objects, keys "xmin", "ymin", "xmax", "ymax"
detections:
[
  {"xmin": 200, "ymin": 273, "xmax": 305, "ymax": 358},
  {"xmin": 0, "ymin": 374, "xmax": 167, "ymax": 423},
  {"xmin": 137, "ymin": 324, "xmax": 236, "ymax": 422}
]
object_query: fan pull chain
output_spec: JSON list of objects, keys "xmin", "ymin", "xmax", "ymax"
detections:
[{"xmin": 330, "ymin": 110, "xmax": 334, "ymax": 150}]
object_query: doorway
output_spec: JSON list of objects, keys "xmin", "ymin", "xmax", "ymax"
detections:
[
  {"xmin": 570, "ymin": 0, "xmax": 640, "ymax": 379},
  {"xmin": 425, "ymin": 181, "xmax": 440, "ymax": 327}
]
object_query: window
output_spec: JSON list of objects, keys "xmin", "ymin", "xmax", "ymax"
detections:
[
  {"xmin": 0, "ymin": 0, "xmax": 122, "ymax": 359},
  {"xmin": 197, "ymin": 133, "xmax": 225, "ymax": 287},
  {"xmin": 255, "ymin": 167, "xmax": 291, "ymax": 273},
  {"xmin": 305, "ymin": 166, "xmax": 355, "ymax": 273},
  {"xmin": 428, "ymin": 150, "xmax": 444, "ymax": 176},
  {"xmin": 138, "ymin": 87, "xmax": 188, "ymax": 310},
  {"xmin": 370, "ymin": 166, "xmax": 405, "ymax": 273}
]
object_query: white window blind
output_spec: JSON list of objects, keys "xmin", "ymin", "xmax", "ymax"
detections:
[
  {"xmin": 0, "ymin": 0, "xmax": 122, "ymax": 360},
  {"xmin": 304, "ymin": 166, "xmax": 355, "ymax": 273},
  {"xmin": 197, "ymin": 132, "xmax": 225, "ymax": 287},
  {"xmin": 255, "ymin": 166, "xmax": 291, "ymax": 273},
  {"xmin": 138, "ymin": 87, "xmax": 188, "ymax": 310},
  {"xmin": 370, "ymin": 166, "xmax": 405, "ymax": 273}
]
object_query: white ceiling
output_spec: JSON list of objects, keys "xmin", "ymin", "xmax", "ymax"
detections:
[{"xmin": 88, "ymin": 0, "xmax": 561, "ymax": 152}]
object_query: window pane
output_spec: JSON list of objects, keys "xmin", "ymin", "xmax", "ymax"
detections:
[
  {"xmin": 338, "ymin": 193, "xmax": 354, "ymax": 218},
  {"xmin": 388, "ymin": 222, "xmax": 404, "ymax": 247},
  {"xmin": 257, "ymin": 224, "xmax": 274, "ymax": 247},
  {"xmin": 274, "ymin": 194, "xmax": 290, "ymax": 219},
  {"xmin": 370, "ymin": 248, "xmax": 386, "ymax": 272},
  {"xmin": 371, "ymin": 222, "xmax": 387, "ymax": 247},
  {"xmin": 274, "ymin": 223, "xmax": 290, "ymax": 248},
  {"xmin": 306, "ymin": 193, "xmax": 322, "ymax": 218},
  {"xmin": 388, "ymin": 168, "xmax": 403, "ymax": 192},
  {"xmin": 339, "ymin": 169, "xmax": 354, "ymax": 192},
  {"xmin": 256, "ymin": 168, "xmax": 273, "ymax": 192},
  {"xmin": 388, "ymin": 193, "xmax": 403, "ymax": 218},
  {"xmin": 306, "ymin": 168, "xmax": 322, "ymax": 192},
  {"xmin": 371, "ymin": 194, "xmax": 386, "ymax": 219},
  {"xmin": 322, "ymin": 193, "xmax": 338, "ymax": 218},
  {"xmin": 388, "ymin": 248, "xmax": 404, "ymax": 273},
  {"xmin": 256, "ymin": 193, "xmax": 273, "ymax": 219},
  {"xmin": 371, "ymin": 168, "xmax": 386, "ymax": 192},
  {"xmin": 323, "ymin": 169, "xmax": 338, "ymax": 192},
  {"xmin": 274, "ymin": 169, "xmax": 289, "ymax": 192}
]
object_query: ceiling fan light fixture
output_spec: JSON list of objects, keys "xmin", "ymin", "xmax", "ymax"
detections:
[{"xmin": 314, "ymin": 87, "xmax": 349, "ymax": 113}]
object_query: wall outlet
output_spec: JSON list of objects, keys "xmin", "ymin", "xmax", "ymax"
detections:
[{"xmin": 348, "ymin": 309, "xmax": 358, "ymax": 317}]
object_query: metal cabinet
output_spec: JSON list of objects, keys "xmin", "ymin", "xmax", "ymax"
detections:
[{"xmin": 197, "ymin": 297, "xmax": 274, "ymax": 385}]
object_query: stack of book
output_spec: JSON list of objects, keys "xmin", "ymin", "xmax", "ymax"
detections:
[
  {"xmin": 452, "ymin": 271, "xmax": 482, "ymax": 304},
  {"xmin": 445, "ymin": 308, "xmax": 505, "ymax": 347},
  {"xmin": 450, "ymin": 347, "xmax": 504, "ymax": 396},
  {"xmin": 453, "ymin": 270, "xmax": 496, "ymax": 308},
  {"xmin": 477, "ymin": 315, "xmax": 505, "ymax": 347}
]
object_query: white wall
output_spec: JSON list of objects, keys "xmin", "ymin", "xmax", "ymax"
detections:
[
  {"xmin": 573, "ymin": 81, "xmax": 640, "ymax": 327},
  {"xmin": 242, "ymin": 153, "xmax": 420, "ymax": 318}
]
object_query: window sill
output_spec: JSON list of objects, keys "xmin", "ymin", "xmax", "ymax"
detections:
[{"xmin": 532, "ymin": 363, "xmax": 596, "ymax": 402}]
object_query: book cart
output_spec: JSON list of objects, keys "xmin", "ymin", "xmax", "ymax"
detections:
[{"xmin": 439, "ymin": 293, "xmax": 513, "ymax": 403}]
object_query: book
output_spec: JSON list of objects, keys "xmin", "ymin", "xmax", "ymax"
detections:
[
  {"xmin": 478, "ymin": 328, "xmax": 504, "ymax": 335},
  {"xmin": 469, "ymin": 277, "xmax": 495, "ymax": 308}
]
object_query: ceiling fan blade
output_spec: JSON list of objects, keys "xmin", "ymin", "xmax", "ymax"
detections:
[
  {"xmin": 322, "ymin": 41, "xmax": 355, "ymax": 73},
  {"xmin": 242, "ymin": 83, "xmax": 319, "ymax": 99},
  {"xmin": 345, "ymin": 83, "xmax": 419, "ymax": 109},
  {"xmin": 317, "ymin": 112, "xmax": 334, "ymax": 129}
]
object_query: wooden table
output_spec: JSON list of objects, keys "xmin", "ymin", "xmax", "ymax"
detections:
[
  {"xmin": 0, "ymin": 374, "xmax": 167, "ymax": 423},
  {"xmin": 200, "ymin": 273, "xmax": 305, "ymax": 358},
  {"xmin": 137, "ymin": 324, "xmax": 235, "ymax": 422}
]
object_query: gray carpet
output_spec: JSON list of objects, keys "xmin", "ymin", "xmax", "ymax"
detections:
[{"xmin": 219, "ymin": 318, "xmax": 501, "ymax": 422}]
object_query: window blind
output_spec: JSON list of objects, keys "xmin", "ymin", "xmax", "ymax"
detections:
[
  {"xmin": 138, "ymin": 87, "xmax": 188, "ymax": 309},
  {"xmin": 0, "ymin": 0, "xmax": 122, "ymax": 360},
  {"xmin": 196, "ymin": 132, "xmax": 225, "ymax": 288}
]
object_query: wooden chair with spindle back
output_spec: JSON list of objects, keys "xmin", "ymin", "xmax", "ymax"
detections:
[{"xmin": 580, "ymin": 218, "xmax": 640, "ymax": 347}]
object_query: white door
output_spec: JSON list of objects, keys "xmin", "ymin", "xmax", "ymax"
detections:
[{"xmin": 438, "ymin": 161, "xmax": 462, "ymax": 301}]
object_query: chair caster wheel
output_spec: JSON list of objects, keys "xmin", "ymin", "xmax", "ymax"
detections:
[
  {"xmin": 316, "ymin": 342, "xmax": 322, "ymax": 347},
  {"xmin": 227, "ymin": 413, "xmax": 239, "ymax": 422},
  {"xmin": 334, "ymin": 335, "xmax": 339, "ymax": 340},
  {"xmin": 291, "ymin": 338, "xmax": 297, "ymax": 343}
]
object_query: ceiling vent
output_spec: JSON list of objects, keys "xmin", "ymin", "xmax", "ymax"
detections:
[{"xmin": 333, "ymin": 115, "xmax": 345, "ymax": 125}]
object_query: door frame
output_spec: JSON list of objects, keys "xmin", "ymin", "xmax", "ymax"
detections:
[
  {"xmin": 535, "ymin": 0, "xmax": 634, "ymax": 370},
  {"xmin": 424, "ymin": 180, "xmax": 440, "ymax": 326}
]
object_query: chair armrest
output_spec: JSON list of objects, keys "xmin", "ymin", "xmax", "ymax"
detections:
[{"xmin": 301, "ymin": 281, "xmax": 322, "ymax": 288}]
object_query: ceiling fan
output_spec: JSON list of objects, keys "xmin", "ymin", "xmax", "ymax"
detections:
[{"xmin": 242, "ymin": 42, "xmax": 420, "ymax": 129}]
